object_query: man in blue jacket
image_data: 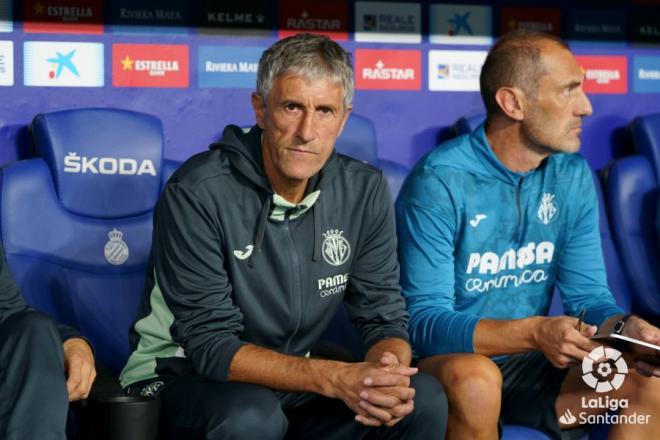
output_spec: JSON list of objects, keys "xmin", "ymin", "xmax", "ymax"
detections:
[
  {"xmin": 397, "ymin": 30, "xmax": 660, "ymax": 439},
  {"xmin": 0, "ymin": 241, "xmax": 96, "ymax": 439},
  {"xmin": 121, "ymin": 34, "xmax": 447, "ymax": 439}
]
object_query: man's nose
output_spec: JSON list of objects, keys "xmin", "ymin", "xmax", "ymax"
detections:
[{"xmin": 296, "ymin": 111, "xmax": 315, "ymax": 143}]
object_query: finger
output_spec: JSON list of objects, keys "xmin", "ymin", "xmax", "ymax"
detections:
[
  {"xmin": 390, "ymin": 399, "xmax": 415, "ymax": 419},
  {"xmin": 579, "ymin": 324, "xmax": 598, "ymax": 338},
  {"xmin": 380, "ymin": 352, "xmax": 398, "ymax": 367},
  {"xmin": 77, "ymin": 362, "xmax": 93, "ymax": 399},
  {"xmin": 551, "ymin": 354, "xmax": 576, "ymax": 369},
  {"xmin": 364, "ymin": 373, "xmax": 411, "ymax": 388},
  {"xmin": 635, "ymin": 360, "xmax": 660, "ymax": 378},
  {"xmin": 637, "ymin": 323, "xmax": 660, "ymax": 345},
  {"xmin": 385, "ymin": 417, "xmax": 404, "ymax": 428},
  {"xmin": 360, "ymin": 386, "xmax": 415, "ymax": 407},
  {"xmin": 360, "ymin": 390, "xmax": 400, "ymax": 409},
  {"xmin": 359, "ymin": 400, "xmax": 394, "ymax": 423},
  {"xmin": 66, "ymin": 359, "xmax": 83, "ymax": 399},
  {"xmin": 355, "ymin": 414, "xmax": 382, "ymax": 427}
]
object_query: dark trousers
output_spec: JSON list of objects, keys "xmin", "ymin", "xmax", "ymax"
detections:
[
  {"xmin": 0, "ymin": 310, "xmax": 68, "ymax": 440},
  {"xmin": 154, "ymin": 373, "xmax": 447, "ymax": 439}
]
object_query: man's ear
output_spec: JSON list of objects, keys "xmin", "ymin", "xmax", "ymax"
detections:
[
  {"xmin": 494, "ymin": 87, "xmax": 525, "ymax": 121},
  {"xmin": 251, "ymin": 92, "xmax": 266, "ymax": 129}
]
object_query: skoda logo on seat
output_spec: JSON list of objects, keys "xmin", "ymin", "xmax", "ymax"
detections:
[{"xmin": 322, "ymin": 229, "xmax": 350, "ymax": 266}]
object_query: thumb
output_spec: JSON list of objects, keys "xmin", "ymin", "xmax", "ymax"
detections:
[{"xmin": 581, "ymin": 324, "xmax": 598, "ymax": 338}]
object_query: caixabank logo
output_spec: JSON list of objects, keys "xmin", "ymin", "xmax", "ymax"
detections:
[
  {"xmin": 279, "ymin": 0, "xmax": 348, "ymax": 40},
  {"xmin": 355, "ymin": 49, "xmax": 420, "ymax": 91},
  {"xmin": 429, "ymin": 4, "xmax": 493, "ymax": 45},
  {"xmin": 113, "ymin": 44, "xmax": 189, "ymax": 88},
  {"xmin": 24, "ymin": 41, "xmax": 103, "ymax": 87},
  {"xmin": 575, "ymin": 56, "xmax": 627, "ymax": 94},
  {"xmin": 24, "ymin": 0, "xmax": 103, "ymax": 34}
]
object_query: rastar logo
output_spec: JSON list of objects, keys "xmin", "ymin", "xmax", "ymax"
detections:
[
  {"xmin": 464, "ymin": 241, "xmax": 554, "ymax": 293},
  {"xmin": 279, "ymin": 0, "xmax": 347, "ymax": 40},
  {"xmin": 64, "ymin": 153, "xmax": 157, "ymax": 176},
  {"xmin": 287, "ymin": 10, "xmax": 340, "ymax": 31},
  {"xmin": 120, "ymin": 8, "xmax": 182, "ymax": 22},
  {"xmin": 24, "ymin": 0, "xmax": 103, "ymax": 34},
  {"xmin": 113, "ymin": 44, "xmax": 188, "ymax": 88},
  {"xmin": 576, "ymin": 56, "xmax": 627, "ymax": 94},
  {"xmin": 355, "ymin": 49, "xmax": 421, "ymax": 90}
]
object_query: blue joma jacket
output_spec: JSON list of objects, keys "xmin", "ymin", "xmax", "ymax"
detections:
[{"xmin": 395, "ymin": 124, "xmax": 624, "ymax": 357}]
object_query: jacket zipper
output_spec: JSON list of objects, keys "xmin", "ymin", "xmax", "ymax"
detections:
[{"xmin": 283, "ymin": 214, "xmax": 303, "ymax": 352}]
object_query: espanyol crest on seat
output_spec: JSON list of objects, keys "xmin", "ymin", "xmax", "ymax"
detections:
[{"xmin": 0, "ymin": 108, "xmax": 178, "ymax": 373}]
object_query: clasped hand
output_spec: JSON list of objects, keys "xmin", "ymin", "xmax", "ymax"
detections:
[{"xmin": 333, "ymin": 352, "xmax": 417, "ymax": 428}]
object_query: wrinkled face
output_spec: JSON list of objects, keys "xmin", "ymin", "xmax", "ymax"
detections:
[
  {"xmin": 521, "ymin": 43, "xmax": 593, "ymax": 154},
  {"xmin": 252, "ymin": 73, "xmax": 351, "ymax": 193}
]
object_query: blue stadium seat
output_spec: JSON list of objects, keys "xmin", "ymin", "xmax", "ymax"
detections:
[
  {"xmin": 0, "ymin": 108, "xmax": 178, "ymax": 374},
  {"xmin": 335, "ymin": 113, "xmax": 409, "ymax": 200},
  {"xmin": 631, "ymin": 112, "xmax": 660, "ymax": 182},
  {"xmin": 605, "ymin": 155, "xmax": 660, "ymax": 315}
]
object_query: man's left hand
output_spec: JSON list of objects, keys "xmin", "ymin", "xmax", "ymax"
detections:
[
  {"xmin": 358, "ymin": 351, "xmax": 416, "ymax": 427},
  {"xmin": 623, "ymin": 316, "xmax": 660, "ymax": 378},
  {"xmin": 62, "ymin": 338, "xmax": 96, "ymax": 401}
]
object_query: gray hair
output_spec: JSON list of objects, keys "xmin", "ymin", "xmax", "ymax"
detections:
[{"xmin": 257, "ymin": 34, "xmax": 354, "ymax": 109}]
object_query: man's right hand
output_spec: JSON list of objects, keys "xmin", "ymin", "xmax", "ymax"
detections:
[
  {"xmin": 328, "ymin": 360, "xmax": 417, "ymax": 427},
  {"xmin": 532, "ymin": 316, "xmax": 598, "ymax": 368}
]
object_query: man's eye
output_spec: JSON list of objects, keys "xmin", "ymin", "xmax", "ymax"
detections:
[
  {"xmin": 318, "ymin": 107, "xmax": 333, "ymax": 114},
  {"xmin": 285, "ymin": 104, "xmax": 299, "ymax": 111}
]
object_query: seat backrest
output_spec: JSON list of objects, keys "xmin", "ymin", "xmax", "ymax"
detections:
[
  {"xmin": 0, "ymin": 108, "xmax": 178, "ymax": 373},
  {"xmin": 335, "ymin": 113, "xmax": 378, "ymax": 164},
  {"xmin": 452, "ymin": 114, "xmax": 485, "ymax": 137},
  {"xmin": 606, "ymin": 155, "xmax": 660, "ymax": 314},
  {"xmin": 631, "ymin": 112, "xmax": 660, "ymax": 182}
]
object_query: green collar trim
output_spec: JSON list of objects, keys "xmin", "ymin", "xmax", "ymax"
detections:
[{"xmin": 270, "ymin": 190, "xmax": 321, "ymax": 221}]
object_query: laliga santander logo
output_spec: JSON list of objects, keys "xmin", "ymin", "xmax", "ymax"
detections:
[
  {"xmin": 581, "ymin": 346, "xmax": 628, "ymax": 393},
  {"xmin": 558, "ymin": 346, "xmax": 629, "ymax": 426}
]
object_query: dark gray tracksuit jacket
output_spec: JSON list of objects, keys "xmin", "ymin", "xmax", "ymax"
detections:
[{"xmin": 120, "ymin": 125, "xmax": 409, "ymax": 388}]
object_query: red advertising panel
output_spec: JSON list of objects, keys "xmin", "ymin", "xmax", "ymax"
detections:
[
  {"xmin": 279, "ymin": 0, "xmax": 348, "ymax": 40},
  {"xmin": 500, "ymin": 7, "xmax": 561, "ymax": 36},
  {"xmin": 113, "ymin": 44, "xmax": 189, "ymax": 88},
  {"xmin": 576, "ymin": 55, "xmax": 628, "ymax": 94},
  {"xmin": 355, "ymin": 49, "xmax": 421, "ymax": 91},
  {"xmin": 24, "ymin": 0, "xmax": 104, "ymax": 34}
]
